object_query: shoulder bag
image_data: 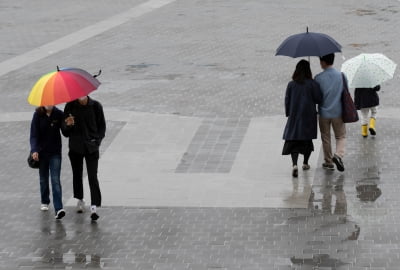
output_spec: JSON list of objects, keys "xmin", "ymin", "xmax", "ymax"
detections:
[{"xmin": 341, "ymin": 73, "xmax": 359, "ymax": 123}]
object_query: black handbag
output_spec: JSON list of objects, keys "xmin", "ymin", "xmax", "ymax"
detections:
[{"xmin": 27, "ymin": 153, "xmax": 39, "ymax": 169}]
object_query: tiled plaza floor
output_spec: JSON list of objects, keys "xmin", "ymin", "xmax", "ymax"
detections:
[{"xmin": 0, "ymin": 0, "xmax": 400, "ymax": 269}]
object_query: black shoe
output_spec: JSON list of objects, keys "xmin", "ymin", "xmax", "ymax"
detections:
[
  {"xmin": 322, "ymin": 163, "xmax": 334, "ymax": 170},
  {"xmin": 369, "ymin": 127, "xmax": 376, "ymax": 136},
  {"xmin": 91, "ymin": 212, "xmax": 99, "ymax": 221},
  {"xmin": 55, "ymin": 209, "xmax": 66, "ymax": 220},
  {"xmin": 332, "ymin": 154, "xmax": 345, "ymax": 172}
]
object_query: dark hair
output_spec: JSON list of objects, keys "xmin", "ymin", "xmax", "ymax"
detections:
[
  {"xmin": 292, "ymin": 60, "xmax": 312, "ymax": 83},
  {"xmin": 35, "ymin": 106, "xmax": 46, "ymax": 116},
  {"xmin": 319, "ymin": 53, "xmax": 335, "ymax": 65}
]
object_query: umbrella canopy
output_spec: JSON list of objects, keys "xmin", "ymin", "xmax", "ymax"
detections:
[
  {"xmin": 275, "ymin": 27, "xmax": 342, "ymax": 58},
  {"xmin": 341, "ymin": 53, "xmax": 397, "ymax": 88},
  {"xmin": 28, "ymin": 67, "xmax": 101, "ymax": 106}
]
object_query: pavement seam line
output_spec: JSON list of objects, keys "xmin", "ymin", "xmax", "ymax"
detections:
[{"xmin": 0, "ymin": 0, "xmax": 176, "ymax": 77}]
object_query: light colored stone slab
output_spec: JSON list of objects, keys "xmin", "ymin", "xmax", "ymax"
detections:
[{"xmin": 67, "ymin": 113, "xmax": 320, "ymax": 208}]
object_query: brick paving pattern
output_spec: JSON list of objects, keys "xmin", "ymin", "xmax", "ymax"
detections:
[{"xmin": 0, "ymin": 0, "xmax": 400, "ymax": 269}]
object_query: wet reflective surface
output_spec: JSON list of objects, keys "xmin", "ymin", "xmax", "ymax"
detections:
[
  {"xmin": 1, "ymin": 0, "xmax": 400, "ymax": 269},
  {"xmin": 3, "ymin": 120, "xmax": 396, "ymax": 269}
]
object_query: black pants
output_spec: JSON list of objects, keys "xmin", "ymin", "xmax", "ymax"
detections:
[{"xmin": 68, "ymin": 150, "xmax": 102, "ymax": 206}]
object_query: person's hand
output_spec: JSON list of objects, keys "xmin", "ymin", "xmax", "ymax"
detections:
[
  {"xmin": 65, "ymin": 114, "xmax": 75, "ymax": 126},
  {"xmin": 32, "ymin": 152, "xmax": 39, "ymax": 161}
]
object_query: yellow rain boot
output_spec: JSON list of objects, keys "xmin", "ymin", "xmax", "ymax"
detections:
[
  {"xmin": 369, "ymin": 118, "xmax": 376, "ymax": 135},
  {"xmin": 362, "ymin": 125, "xmax": 368, "ymax": 138}
]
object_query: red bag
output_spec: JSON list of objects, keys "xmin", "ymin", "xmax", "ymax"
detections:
[{"xmin": 341, "ymin": 73, "xmax": 359, "ymax": 123}]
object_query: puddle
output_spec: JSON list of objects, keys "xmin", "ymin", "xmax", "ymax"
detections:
[
  {"xmin": 356, "ymin": 183, "xmax": 381, "ymax": 202},
  {"xmin": 126, "ymin": 63, "xmax": 160, "ymax": 72},
  {"xmin": 381, "ymin": 6, "xmax": 399, "ymax": 14},
  {"xmin": 349, "ymin": 43, "xmax": 368, "ymax": 48},
  {"xmin": 353, "ymin": 9, "xmax": 377, "ymax": 16},
  {"xmin": 290, "ymin": 254, "xmax": 348, "ymax": 268},
  {"xmin": 145, "ymin": 73, "xmax": 183, "ymax": 80},
  {"xmin": 356, "ymin": 167, "xmax": 381, "ymax": 202}
]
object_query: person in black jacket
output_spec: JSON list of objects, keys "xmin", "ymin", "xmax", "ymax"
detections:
[
  {"xmin": 282, "ymin": 60, "xmax": 322, "ymax": 177},
  {"xmin": 354, "ymin": 85, "xmax": 380, "ymax": 137},
  {"xmin": 30, "ymin": 106, "xmax": 66, "ymax": 219},
  {"xmin": 63, "ymin": 95, "xmax": 106, "ymax": 221}
]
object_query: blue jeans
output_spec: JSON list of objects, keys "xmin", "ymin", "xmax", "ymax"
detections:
[{"xmin": 39, "ymin": 153, "xmax": 63, "ymax": 212}]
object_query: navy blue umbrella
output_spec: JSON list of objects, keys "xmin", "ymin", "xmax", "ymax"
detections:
[{"xmin": 275, "ymin": 27, "xmax": 342, "ymax": 58}]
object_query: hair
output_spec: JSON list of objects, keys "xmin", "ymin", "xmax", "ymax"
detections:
[
  {"xmin": 292, "ymin": 59, "xmax": 312, "ymax": 83},
  {"xmin": 35, "ymin": 106, "xmax": 46, "ymax": 116},
  {"xmin": 319, "ymin": 53, "xmax": 335, "ymax": 65}
]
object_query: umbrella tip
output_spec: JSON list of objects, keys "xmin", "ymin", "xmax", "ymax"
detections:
[
  {"xmin": 57, "ymin": 66, "xmax": 60, "ymax": 72},
  {"xmin": 93, "ymin": 69, "xmax": 102, "ymax": 78},
  {"xmin": 306, "ymin": 26, "xmax": 308, "ymax": 33}
]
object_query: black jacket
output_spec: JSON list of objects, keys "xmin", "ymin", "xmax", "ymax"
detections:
[
  {"xmin": 283, "ymin": 79, "xmax": 322, "ymax": 140},
  {"xmin": 62, "ymin": 97, "xmax": 106, "ymax": 154},
  {"xmin": 354, "ymin": 85, "xmax": 380, "ymax": 110},
  {"xmin": 30, "ymin": 106, "xmax": 64, "ymax": 155}
]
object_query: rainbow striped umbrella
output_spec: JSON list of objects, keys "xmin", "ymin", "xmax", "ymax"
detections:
[{"xmin": 28, "ymin": 67, "xmax": 101, "ymax": 106}]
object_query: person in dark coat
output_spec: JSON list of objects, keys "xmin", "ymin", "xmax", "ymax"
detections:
[
  {"xmin": 354, "ymin": 85, "xmax": 380, "ymax": 137},
  {"xmin": 282, "ymin": 60, "xmax": 322, "ymax": 177},
  {"xmin": 30, "ymin": 106, "xmax": 66, "ymax": 219},
  {"xmin": 63, "ymin": 95, "xmax": 106, "ymax": 221}
]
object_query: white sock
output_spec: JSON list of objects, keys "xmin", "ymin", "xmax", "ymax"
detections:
[{"xmin": 91, "ymin": 205, "xmax": 96, "ymax": 213}]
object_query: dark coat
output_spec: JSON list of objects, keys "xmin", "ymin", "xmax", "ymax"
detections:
[
  {"xmin": 30, "ymin": 106, "xmax": 64, "ymax": 155},
  {"xmin": 283, "ymin": 79, "xmax": 322, "ymax": 140},
  {"xmin": 354, "ymin": 85, "xmax": 380, "ymax": 110},
  {"xmin": 62, "ymin": 97, "xmax": 106, "ymax": 154}
]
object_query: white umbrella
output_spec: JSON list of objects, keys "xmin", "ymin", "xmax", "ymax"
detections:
[{"xmin": 341, "ymin": 53, "xmax": 397, "ymax": 88}]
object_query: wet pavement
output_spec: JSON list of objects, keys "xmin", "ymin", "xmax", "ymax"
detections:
[{"xmin": 1, "ymin": 0, "xmax": 400, "ymax": 269}]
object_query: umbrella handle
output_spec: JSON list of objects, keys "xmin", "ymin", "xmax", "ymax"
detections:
[{"xmin": 93, "ymin": 69, "xmax": 102, "ymax": 78}]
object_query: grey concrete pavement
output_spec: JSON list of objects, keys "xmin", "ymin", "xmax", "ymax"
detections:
[{"xmin": 1, "ymin": 0, "xmax": 400, "ymax": 269}]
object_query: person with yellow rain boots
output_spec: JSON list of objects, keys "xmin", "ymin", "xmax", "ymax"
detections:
[{"xmin": 354, "ymin": 85, "xmax": 380, "ymax": 138}]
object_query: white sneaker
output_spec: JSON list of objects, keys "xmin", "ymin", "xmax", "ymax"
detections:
[
  {"xmin": 76, "ymin": 200, "xmax": 85, "ymax": 213},
  {"xmin": 40, "ymin": 204, "xmax": 49, "ymax": 211},
  {"xmin": 55, "ymin": 209, "xmax": 66, "ymax": 220}
]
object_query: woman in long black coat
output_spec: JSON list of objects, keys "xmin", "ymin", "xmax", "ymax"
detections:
[
  {"xmin": 282, "ymin": 60, "xmax": 322, "ymax": 177},
  {"xmin": 354, "ymin": 85, "xmax": 380, "ymax": 137}
]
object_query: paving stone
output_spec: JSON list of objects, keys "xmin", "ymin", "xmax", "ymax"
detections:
[{"xmin": 1, "ymin": 0, "xmax": 400, "ymax": 269}]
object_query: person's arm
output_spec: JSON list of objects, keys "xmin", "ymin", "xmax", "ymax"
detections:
[
  {"xmin": 284, "ymin": 83, "xmax": 291, "ymax": 117},
  {"xmin": 95, "ymin": 101, "xmax": 106, "ymax": 144},
  {"xmin": 30, "ymin": 113, "xmax": 40, "ymax": 160},
  {"xmin": 312, "ymin": 81, "xmax": 323, "ymax": 105},
  {"xmin": 61, "ymin": 103, "xmax": 74, "ymax": 137}
]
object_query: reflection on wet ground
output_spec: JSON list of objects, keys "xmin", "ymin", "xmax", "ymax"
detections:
[
  {"xmin": 357, "ymin": 183, "xmax": 382, "ymax": 202},
  {"xmin": 22, "ymin": 127, "xmax": 394, "ymax": 269},
  {"xmin": 1, "ymin": 0, "xmax": 400, "ymax": 268},
  {"xmin": 356, "ymin": 166, "xmax": 381, "ymax": 202},
  {"xmin": 37, "ymin": 251, "xmax": 103, "ymax": 268},
  {"xmin": 34, "ymin": 219, "xmax": 104, "ymax": 269}
]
